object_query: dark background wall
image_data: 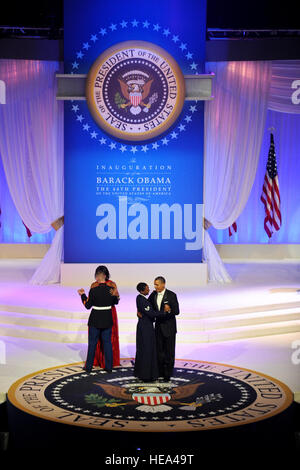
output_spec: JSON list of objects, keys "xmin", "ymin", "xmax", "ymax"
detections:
[
  {"xmin": 0, "ymin": 0, "xmax": 300, "ymax": 61},
  {"xmin": 1, "ymin": 37, "xmax": 300, "ymax": 62}
]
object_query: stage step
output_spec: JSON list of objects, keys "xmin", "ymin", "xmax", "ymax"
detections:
[
  {"xmin": 0, "ymin": 310, "xmax": 86, "ymax": 330},
  {"xmin": 0, "ymin": 304, "xmax": 83, "ymax": 319},
  {"xmin": 0, "ymin": 306, "xmax": 299, "ymax": 331},
  {"xmin": 178, "ymin": 319, "xmax": 300, "ymax": 342},
  {"xmin": 0, "ymin": 317, "xmax": 299, "ymax": 343},
  {"xmin": 1, "ymin": 299, "xmax": 300, "ymax": 318},
  {"xmin": 0, "ymin": 323, "xmax": 87, "ymax": 343},
  {"xmin": 0, "ymin": 298, "xmax": 299, "ymax": 343},
  {"xmin": 190, "ymin": 301, "xmax": 300, "ymax": 319},
  {"xmin": 177, "ymin": 307, "xmax": 300, "ymax": 331}
]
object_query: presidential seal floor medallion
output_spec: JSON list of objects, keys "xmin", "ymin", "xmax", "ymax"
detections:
[
  {"xmin": 7, "ymin": 359, "xmax": 293, "ymax": 433},
  {"xmin": 85, "ymin": 41, "xmax": 185, "ymax": 141}
]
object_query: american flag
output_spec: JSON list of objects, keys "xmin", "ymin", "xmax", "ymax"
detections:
[
  {"xmin": 22, "ymin": 220, "xmax": 32, "ymax": 238},
  {"xmin": 228, "ymin": 221, "xmax": 237, "ymax": 237},
  {"xmin": 260, "ymin": 133, "xmax": 281, "ymax": 238}
]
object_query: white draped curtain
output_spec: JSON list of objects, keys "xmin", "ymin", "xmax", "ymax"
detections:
[
  {"xmin": 203, "ymin": 61, "xmax": 272, "ymax": 282},
  {"xmin": 0, "ymin": 59, "xmax": 299, "ymax": 284},
  {"xmin": 268, "ymin": 60, "xmax": 300, "ymax": 114},
  {"xmin": 0, "ymin": 60, "xmax": 64, "ymax": 284},
  {"xmin": 206, "ymin": 60, "xmax": 300, "ymax": 260}
]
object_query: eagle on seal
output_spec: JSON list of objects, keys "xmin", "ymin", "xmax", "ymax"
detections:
[{"xmin": 117, "ymin": 77, "xmax": 154, "ymax": 110}]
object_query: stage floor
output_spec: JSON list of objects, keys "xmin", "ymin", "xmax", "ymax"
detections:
[{"xmin": 0, "ymin": 259, "xmax": 300, "ymax": 405}]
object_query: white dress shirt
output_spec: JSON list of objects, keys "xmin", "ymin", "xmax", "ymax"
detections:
[{"xmin": 156, "ymin": 289, "xmax": 166, "ymax": 311}]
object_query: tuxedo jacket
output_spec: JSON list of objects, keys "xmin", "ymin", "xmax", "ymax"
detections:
[
  {"xmin": 81, "ymin": 283, "xmax": 119, "ymax": 329},
  {"xmin": 148, "ymin": 289, "xmax": 180, "ymax": 337}
]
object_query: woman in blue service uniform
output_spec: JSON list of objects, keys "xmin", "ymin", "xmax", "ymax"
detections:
[{"xmin": 134, "ymin": 282, "xmax": 164, "ymax": 382}]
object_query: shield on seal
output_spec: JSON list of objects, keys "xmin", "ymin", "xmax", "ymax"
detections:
[
  {"xmin": 132, "ymin": 393, "xmax": 171, "ymax": 405},
  {"xmin": 130, "ymin": 92, "xmax": 142, "ymax": 107}
]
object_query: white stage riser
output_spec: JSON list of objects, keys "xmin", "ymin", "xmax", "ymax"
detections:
[
  {"xmin": 1, "ymin": 321, "xmax": 299, "ymax": 343},
  {"xmin": 0, "ymin": 325, "xmax": 299, "ymax": 343},
  {"xmin": 1, "ymin": 297, "xmax": 300, "ymax": 343},
  {"xmin": 1, "ymin": 309, "xmax": 300, "ymax": 331},
  {"xmin": 2, "ymin": 244, "xmax": 300, "ymax": 261},
  {"xmin": 60, "ymin": 262, "xmax": 208, "ymax": 288},
  {"xmin": 1, "ymin": 300, "xmax": 300, "ymax": 319}
]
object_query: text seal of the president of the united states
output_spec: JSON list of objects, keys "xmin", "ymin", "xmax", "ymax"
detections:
[{"xmin": 86, "ymin": 41, "xmax": 185, "ymax": 141}]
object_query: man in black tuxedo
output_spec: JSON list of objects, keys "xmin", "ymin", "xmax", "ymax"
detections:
[{"xmin": 148, "ymin": 276, "xmax": 180, "ymax": 381}]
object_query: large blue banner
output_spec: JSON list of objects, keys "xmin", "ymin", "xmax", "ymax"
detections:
[{"xmin": 64, "ymin": 0, "xmax": 206, "ymax": 263}]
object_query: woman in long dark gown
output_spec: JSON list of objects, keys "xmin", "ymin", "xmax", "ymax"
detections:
[{"xmin": 134, "ymin": 282, "xmax": 163, "ymax": 382}]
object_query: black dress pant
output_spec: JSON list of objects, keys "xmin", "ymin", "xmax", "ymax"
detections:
[
  {"xmin": 86, "ymin": 326, "xmax": 112, "ymax": 371},
  {"xmin": 155, "ymin": 326, "xmax": 176, "ymax": 379}
]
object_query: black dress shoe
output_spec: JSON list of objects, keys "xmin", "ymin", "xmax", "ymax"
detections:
[
  {"xmin": 82, "ymin": 367, "xmax": 92, "ymax": 373},
  {"xmin": 104, "ymin": 368, "xmax": 112, "ymax": 373}
]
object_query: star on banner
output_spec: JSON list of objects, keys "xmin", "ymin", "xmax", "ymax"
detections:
[
  {"xmin": 109, "ymin": 23, "xmax": 117, "ymax": 31},
  {"xmin": 143, "ymin": 20, "xmax": 150, "ymax": 28},
  {"xmin": 83, "ymin": 123, "xmax": 90, "ymax": 131},
  {"xmin": 131, "ymin": 19, "xmax": 139, "ymax": 27},
  {"xmin": 162, "ymin": 138, "xmax": 169, "ymax": 145},
  {"xmin": 186, "ymin": 52, "xmax": 193, "ymax": 60},
  {"xmin": 120, "ymin": 20, "xmax": 128, "ymax": 28},
  {"xmin": 189, "ymin": 105, "xmax": 197, "ymax": 113},
  {"xmin": 90, "ymin": 34, "xmax": 98, "ymax": 42},
  {"xmin": 190, "ymin": 62, "xmax": 198, "ymax": 70},
  {"xmin": 120, "ymin": 145, "xmax": 127, "ymax": 153},
  {"xmin": 99, "ymin": 137, "xmax": 106, "ymax": 145},
  {"xmin": 72, "ymin": 61, "xmax": 79, "ymax": 69},
  {"xmin": 153, "ymin": 24, "xmax": 161, "ymax": 31},
  {"xmin": 180, "ymin": 43, "xmax": 187, "ymax": 51},
  {"xmin": 172, "ymin": 35, "xmax": 179, "ymax": 43},
  {"xmin": 76, "ymin": 51, "xmax": 84, "ymax": 59},
  {"xmin": 72, "ymin": 105, "xmax": 79, "ymax": 112},
  {"xmin": 76, "ymin": 114, "xmax": 84, "ymax": 122},
  {"xmin": 130, "ymin": 146, "xmax": 138, "ymax": 154},
  {"xmin": 82, "ymin": 42, "xmax": 90, "ymax": 50},
  {"xmin": 91, "ymin": 131, "xmax": 98, "ymax": 138},
  {"xmin": 141, "ymin": 145, "xmax": 149, "ymax": 152},
  {"xmin": 109, "ymin": 142, "xmax": 117, "ymax": 150},
  {"xmin": 100, "ymin": 28, "xmax": 107, "ymax": 36},
  {"xmin": 152, "ymin": 142, "xmax": 159, "ymax": 150},
  {"xmin": 163, "ymin": 28, "xmax": 171, "ymax": 36}
]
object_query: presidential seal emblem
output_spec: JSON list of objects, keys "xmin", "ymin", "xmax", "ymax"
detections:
[
  {"xmin": 86, "ymin": 41, "xmax": 185, "ymax": 141},
  {"xmin": 8, "ymin": 359, "xmax": 293, "ymax": 433}
]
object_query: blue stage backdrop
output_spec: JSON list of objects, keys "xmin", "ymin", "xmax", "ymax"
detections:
[{"xmin": 64, "ymin": 0, "xmax": 206, "ymax": 263}]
